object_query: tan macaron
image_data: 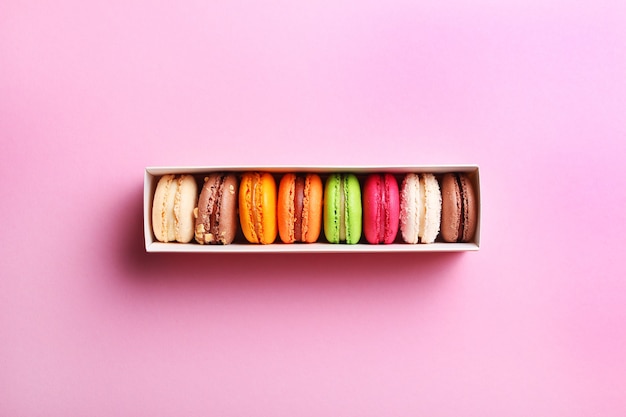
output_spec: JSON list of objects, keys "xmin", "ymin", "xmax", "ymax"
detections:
[{"xmin": 152, "ymin": 174, "xmax": 198, "ymax": 243}]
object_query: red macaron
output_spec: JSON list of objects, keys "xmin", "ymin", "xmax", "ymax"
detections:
[{"xmin": 363, "ymin": 173, "xmax": 400, "ymax": 244}]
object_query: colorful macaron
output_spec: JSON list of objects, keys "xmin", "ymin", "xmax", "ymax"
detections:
[
  {"xmin": 277, "ymin": 173, "xmax": 323, "ymax": 243},
  {"xmin": 238, "ymin": 172, "xmax": 277, "ymax": 244},
  {"xmin": 152, "ymin": 174, "xmax": 198, "ymax": 243},
  {"xmin": 323, "ymin": 173, "xmax": 362, "ymax": 244},
  {"xmin": 363, "ymin": 173, "xmax": 400, "ymax": 244},
  {"xmin": 440, "ymin": 172, "xmax": 477, "ymax": 243},
  {"xmin": 399, "ymin": 173, "xmax": 441, "ymax": 244},
  {"xmin": 194, "ymin": 173, "xmax": 239, "ymax": 244}
]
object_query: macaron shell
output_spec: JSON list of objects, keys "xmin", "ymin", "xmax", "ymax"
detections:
[
  {"xmin": 301, "ymin": 174, "xmax": 323, "ymax": 243},
  {"xmin": 324, "ymin": 174, "xmax": 341, "ymax": 243},
  {"xmin": 459, "ymin": 174, "xmax": 477, "ymax": 242},
  {"xmin": 239, "ymin": 172, "xmax": 277, "ymax": 244},
  {"xmin": 343, "ymin": 173, "xmax": 362, "ymax": 244},
  {"xmin": 420, "ymin": 173, "xmax": 441, "ymax": 244},
  {"xmin": 399, "ymin": 173, "xmax": 421, "ymax": 244},
  {"xmin": 239, "ymin": 173, "xmax": 257, "ymax": 243},
  {"xmin": 441, "ymin": 173, "xmax": 476, "ymax": 243},
  {"xmin": 258, "ymin": 173, "xmax": 277, "ymax": 244},
  {"xmin": 219, "ymin": 174, "xmax": 240, "ymax": 243},
  {"xmin": 277, "ymin": 173, "xmax": 297, "ymax": 243},
  {"xmin": 323, "ymin": 174, "xmax": 341, "ymax": 243},
  {"xmin": 152, "ymin": 174, "xmax": 174, "ymax": 242},
  {"xmin": 363, "ymin": 173, "xmax": 399, "ymax": 244},
  {"xmin": 441, "ymin": 173, "xmax": 461, "ymax": 242},
  {"xmin": 363, "ymin": 175, "xmax": 382, "ymax": 243},
  {"xmin": 195, "ymin": 174, "xmax": 219, "ymax": 243},
  {"xmin": 152, "ymin": 174, "xmax": 198, "ymax": 243}
]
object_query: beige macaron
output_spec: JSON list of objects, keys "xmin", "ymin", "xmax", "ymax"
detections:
[
  {"xmin": 152, "ymin": 174, "xmax": 198, "ymax": 243},
  {"xmin": 400, "ymin": 173, "xmax": 442, "ymax": 244}
]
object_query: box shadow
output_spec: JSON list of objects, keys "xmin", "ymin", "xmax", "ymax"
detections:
[{"xmin": 116, "ymin": 183, "xmax": 468, "ymax": 294}]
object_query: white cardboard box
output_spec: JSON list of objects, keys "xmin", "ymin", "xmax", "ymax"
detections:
[{"xmin": 144, "ymin": 165, "xmax": 481, "ymax": 253}]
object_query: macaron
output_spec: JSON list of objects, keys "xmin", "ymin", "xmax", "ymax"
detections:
[
  {"xmin": 440, "ymin": 172, "xmax": 477, "ymax": 243},
  {"xmin": 399, "ymin": 173, "xmax": 441, "ymax": 244},
  {"xmin": 152, "ymin": 174, "xmax": 198, "ymax": 243},
  {"xmin": 363, "ymin": 173, "xmax": 400, "ymax": 244},
  {"xmin": 194, "ymin": 173, "xmax": 239, "ymax": 245},
  {"xmin": 277, "ymin": 173, "xmax": 323, "ymax": 243},
  {"xmin": 323, "ymin": 173, "xmax": 362, "ymax": 244},
  {"xmin": 239, "ymin": 172, "xmax": 277, "ymax": 244}
]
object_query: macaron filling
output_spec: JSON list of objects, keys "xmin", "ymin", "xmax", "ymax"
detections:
[
  {"xmin": 172, "ymin": 175, "xmax": 185, "ymax": 242},
  {"xmin": 209, "ymin": 177, "xmax": 221, "ymax": 241},
  {"xmin": 301, "ymin": 176, "xmax": 312, "ymax": 242},
  {"xmin": 373, "ymin": 175, "xmax": 382, "ymax": 243},
  {"xmin": 162, "ymin": 175, "xmax": 187, "ymax": 242},
  {"xmin": 382, "ymin": 175, "xmax": 391, "ymax": 242},
  {"xmin": 418, "ymin": 175, "xmax": 428, "ymax": 242},
  {"xmin": 294, "ymin": 176, "xmax": 305, "ymax": 242},
  {"xmin": 458, "ymin": 174, "xmax": 466, "ymax": 242},
  {"xmin": 458, "ymin": 174, "xmax": 477, "ymax": 243},
  {"xmin": 340, "ymin": 176, "xmax": 347, "ymax": 241},
  {"xmin": 212, "ymin": 177, "xmax": 225, "ymax": 242}
]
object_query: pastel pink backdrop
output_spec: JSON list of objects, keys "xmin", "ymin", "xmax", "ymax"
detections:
[{"xmin": 2, "ymin": 0, "xmax": 625, "ymax": 416}]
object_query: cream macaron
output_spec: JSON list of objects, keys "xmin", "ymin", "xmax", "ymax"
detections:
[
  {"xmin": 399, "ymin": 173, "xmax": 442, "ymax": 244},
  {"xmin": 152, "ymin": 174, "xmax": 198, "ymax": 243}
]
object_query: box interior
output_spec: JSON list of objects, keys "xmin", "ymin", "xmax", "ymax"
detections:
[{"xmin": 144, "ymin": 165, "xmax": 481, "ymax": 253}]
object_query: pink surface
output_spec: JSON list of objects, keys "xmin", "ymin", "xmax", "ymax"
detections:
[{"xmin": 2, "ymin": 0, "xmax": 626, "ymax": 415}]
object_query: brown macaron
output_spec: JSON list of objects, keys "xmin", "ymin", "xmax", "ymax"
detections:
[
  {"xmin": 194, "ymin": 173, "xmax": 239, "ymax": 244},
  {"xmin": 440, "ymin": 173, "xmax": 477, "ymax": 243}
]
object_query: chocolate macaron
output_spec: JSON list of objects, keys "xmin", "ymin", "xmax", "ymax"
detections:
[
  {"xmin": 194, "ymin": 173, "xmax": 239, "ymax": 244},
  {"xmin": 440, "ymin": 173, "xmax": 477, "ymax": 243}
]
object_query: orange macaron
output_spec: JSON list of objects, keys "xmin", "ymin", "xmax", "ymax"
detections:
[
  {"xmin": 239, "ymin": 172, "xmax": 277, "ymax": 244},
  {"xmin": 277, "ymin": 173, "xmax": 323, "ymax": 243}
]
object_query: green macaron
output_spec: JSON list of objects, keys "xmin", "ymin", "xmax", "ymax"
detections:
[{"xmin": 323, "ymin": 173, "xmax": 362, "ymax": 244}]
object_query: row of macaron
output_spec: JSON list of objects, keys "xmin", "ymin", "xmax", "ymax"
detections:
[{"xmin": 151, "ymin": 172, "xmax": 477, "ymax": 245}]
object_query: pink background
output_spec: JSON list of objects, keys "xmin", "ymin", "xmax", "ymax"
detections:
[{"xmin": 2, "ymin": 0, "xmax": 626, "ymax": 415}]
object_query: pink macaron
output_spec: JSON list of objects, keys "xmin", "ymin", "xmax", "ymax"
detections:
[{"xmin": 363, "ymin": 173, "xmax": 400, "ymax": 244}]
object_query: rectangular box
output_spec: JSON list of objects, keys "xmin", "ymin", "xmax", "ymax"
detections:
[{"xmin": 144, "ymin": 165, "xmax": 481, "ymax": 253}]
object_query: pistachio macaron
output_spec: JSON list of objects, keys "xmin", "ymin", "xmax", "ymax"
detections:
[{"xmin": 323, "ymin": 173, "xmax": 362, "ymax": 244}]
